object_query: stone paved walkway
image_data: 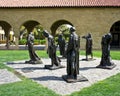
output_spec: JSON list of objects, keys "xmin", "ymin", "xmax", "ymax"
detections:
[
  {"xmin": 0, "ymin": 69, "xmax": 21, "ymax": 84},
  {"xmin": 5, "ymin": 56, "xmax": 120, "ymax": 95}
]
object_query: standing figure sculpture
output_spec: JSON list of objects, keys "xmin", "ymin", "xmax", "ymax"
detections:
[
  {"xmin": 57, "ymin": 34, "xmax": 66, "ymax": 57},
  {"xmin": 96, "ymin": 33, "xmax": 116, "ymax": 69},
  {"xmin": 25, "ymin": 32, "xmax": 42, "ymax": 64},
  {"xmin": 62, "ymin": 26, "xmax": 88, "ymax": 83},
  {"xmin": 82, "ymin": 33, "xmax": 93, "ymax": 61},
  {"xmin": 42, "ymin": 30, "xmax": 64, "ymax": 70}
]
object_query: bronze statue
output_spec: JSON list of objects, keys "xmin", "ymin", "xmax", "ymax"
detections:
[
  {"xmin": 25, "ymin": 32, "xmax": 42, "ymax": 64},
  {"xmin": 42, "ymin": 30, "xmax": 64, "ymax": 70},
  {"xmin": 62, "ymin": 26, "xmax": 88, "ymax": 83},
  {"xmin": 57, "ymin": 34, "xmax": 66, "ymax": 57},
  {"xmin": 82, "ymin": 33, "xmax": 93, "ymax": 61},
  {"xmin": 96, "ymin": 33, "xmax": 116, "ymax": 69}
]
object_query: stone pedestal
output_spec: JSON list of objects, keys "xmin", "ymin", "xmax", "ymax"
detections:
[
  {"xmin": 96, "ymin": 63, "xmax": 116, "ymax": 69},
  {"xmin": 62, "ymin": 75, "xmax": 88, "ymax": 83}
]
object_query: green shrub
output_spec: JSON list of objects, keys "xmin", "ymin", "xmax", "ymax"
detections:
[
  {"xmin": 34, "ymin": 39, "xmax": 40, "ymax": 45},
  {"xmin": 40, "ymin": 39, "xmax": 46, "ymax": 45},
  {"xmin": 19, "ymin": 39, "xmax": 46, "ymax": 45},
  {"xmin": 19, "ymin": 39, "xmax": 27, "ymax": 45}
]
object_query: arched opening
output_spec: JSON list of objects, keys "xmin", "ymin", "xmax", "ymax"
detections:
[
  {"xmin": 0, "ymin": 26, "xmax": 5, "ymax": 44},
  {"xmin": 19, "ymin": 20, "xmax": 46, "ymax": 46},
  {"xmin": 50, "ymin": 20, "xmax": 74, "ymax": 42},
  {"xmin": 22, "ymin": 20, "xmax": 40, "ymax": 33},
  {"xmin": 50, "ymin": 20, "xmax": 74, "ymax": 56},
  {"xmin": 110, "ymin": 21, "xmax": 120, "ymax": 48},
  {"xmin": 55, "ymin": 24, "xmax": 73, "ymax": 43},
  {"xmin": 0, "ymin": 21, "xmax": 15, "ymax": 49},
  {"xmin": 50, "ymin": 20, "xmax": 73, "ymax": 36}
]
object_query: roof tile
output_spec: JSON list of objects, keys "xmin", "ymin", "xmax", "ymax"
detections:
[{"xmin": 0, "ymin": 0, "xmax": 120, "ymax": 7}]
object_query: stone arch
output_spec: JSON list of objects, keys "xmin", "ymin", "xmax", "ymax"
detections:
[
  {"xmin": 21, "ymin": 20, "xmax": 40, "ymax": 33},
  {"xmin": 0, "ymin": 20, "xmax": 14, "ymax": 49},
  {"xmin": 19, "ymin": 20, "xmax": 40, "ymax": 40},
  {"xmin": 110, "ymin": 20, "xmax": 120, "ymax": 48},
  {"xmin": 19, "ymin": 20, "xmax": 46, "ymax": 46},
  {"xmin": 0, "ymin": 21, "xmax": 12, "ymax": 36},
  {"xmin": 50, "ymin": 19, "xmax": 73, "ymax": 36}
]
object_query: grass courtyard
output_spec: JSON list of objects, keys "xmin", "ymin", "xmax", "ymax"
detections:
[{"xmin": 0, "ymin": 50, "xmax": 120, "ymax": 96}]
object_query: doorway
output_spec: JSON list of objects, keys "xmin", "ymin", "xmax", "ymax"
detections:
[
  {"xmin": 110, "ymin": 21, "xmax": 120, "ymax": 48},
  {"xmin": 111, "ymin": 33, "xmax": 120, "ymax": 47}
]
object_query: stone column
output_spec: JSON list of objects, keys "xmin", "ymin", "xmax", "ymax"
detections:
[{"xmin": 14, "ymin": 28, "xmax": 20, "ymax": 49}]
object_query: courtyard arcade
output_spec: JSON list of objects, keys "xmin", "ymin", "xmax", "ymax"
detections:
[{"xmin": 0, "ymin": 7, "xmax": 120, "ymax": 49}]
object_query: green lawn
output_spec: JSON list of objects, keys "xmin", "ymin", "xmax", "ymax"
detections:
[
  {"xmin": 70, "ymin": 73, "xmax": 120, "ymax": 96},
  {"xmin": 0, "ymin": 79, "xmax": 59, "ymax": 96},
  {"xmin": 80, "ymin": 50, "xmax": 120, "ymax": 60},
  {"xmin": 0, "ymin": 50, "xmax": 120, "ymax": 96}
]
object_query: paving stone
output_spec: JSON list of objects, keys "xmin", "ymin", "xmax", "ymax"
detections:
[
  {"xmin": 5, "ymin": 56, "xmax": 120, "ymax": 95},
  {"xmin": 0, "ymin": 69, "xmax": 21, "ymax": 84}
]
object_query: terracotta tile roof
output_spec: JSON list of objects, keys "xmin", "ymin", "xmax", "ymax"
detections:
[{"xmin": 0, "ymin": 0, "xmax": 120, "ymax": 8}]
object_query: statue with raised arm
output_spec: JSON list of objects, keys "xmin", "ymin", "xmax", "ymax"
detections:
[
  {"xmin": 82, "ymin": 33, "xmax": 93, "ymax": 61},
  {"xmin": 96, "ymin": 33, "xmax": 116, "ymax": 69},
  {"xmin": 62, "ymin": 26, "xmax": 88, "ymax": 83},
  {"xmin": 42, "ymin": 30, "xmax": 64, "ymax": 70},
  {"xmin": 25, "ymin": 32, "xmax": 42, "ymax": 64}
]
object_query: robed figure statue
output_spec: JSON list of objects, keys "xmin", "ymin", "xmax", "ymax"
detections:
[
  {"xmin": 82, "ymin": 33, "xmax": 93, "ymax": 60},
  {"xmin": 62, "ymin": 26, "xmax": 88, "ymax": 83},
  {"xmin": 25, "ymin": 32, "xmax": 42, "ymax": 64},
  {"xmin": 96, "ymin": 33, "xmax": 116, "ymax": 69},
  {"xmin": 57, "ymin": 34, "xmax": 66, "ymax": 57},
  {"xmin": 66, "ymin": 27, "xmax": 80, "ymax": 79},
  {"xmin": 42, "ymin": 30, "xmax": 64, "ymax": 70}
]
